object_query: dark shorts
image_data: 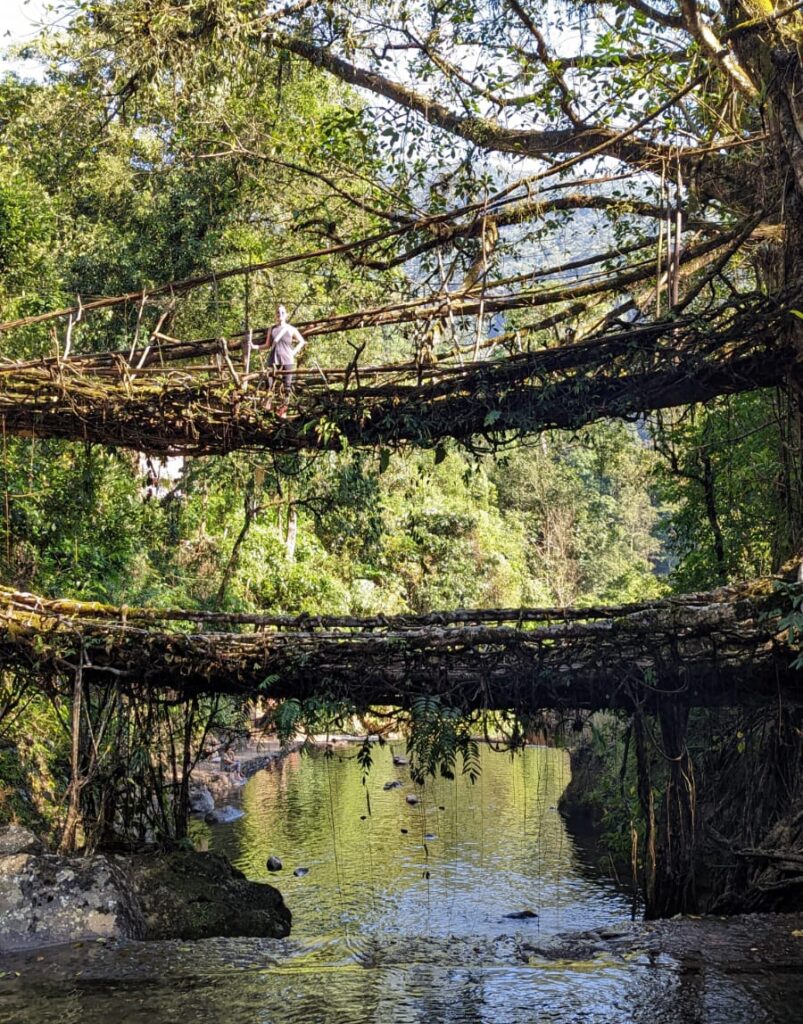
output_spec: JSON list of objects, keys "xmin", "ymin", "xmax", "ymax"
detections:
[{"xmin": 267, "ymin": 356, "xmax": 294, "ymax": 394}]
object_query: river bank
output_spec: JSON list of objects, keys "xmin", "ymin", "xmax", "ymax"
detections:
[
  {"xmin": 559, "ymin": 713, "xmax": 803, "ymax": 917},
  {"xmin": 0, "ymin": 738, "xmax": 306, "ymax": 952},
  {"xmin": 190, "ymin": 737, "xmax": 302, "ymax": 821}
]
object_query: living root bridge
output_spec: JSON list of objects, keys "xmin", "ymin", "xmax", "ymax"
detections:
[
  {"xmin": 0, "ymin": 295, "xmax": 798, "ymax": 456},
  {"xmin": 1, "ymin": 576, "xmax": 799, "ymax": 712}
]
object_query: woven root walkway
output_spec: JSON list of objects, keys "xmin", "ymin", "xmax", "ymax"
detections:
[
  {"xmin": 0, "ymin": 294, "xmax": 797, "ymax": 456},
  {"xmin": 0, "ymin": 573, "xmax": 799, "ymax": 712}
]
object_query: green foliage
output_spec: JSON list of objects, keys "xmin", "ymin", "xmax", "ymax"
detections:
[
  {"xmin": 776, "ymin": 581, "xmax": 803, "ymax": 670},
  {"xmin": 0, "ymin": 682, "xmax": 67, "ymax": 834},
  {"xmin": 406, "ymin": 697, "xmax": 480, "ymax": 784},
  {"xmin": 652, "ymin": 394, "xmax": 783, "ymax": 590},
  {"xmin": 270, "ymin": 695, "xmax": 358, "ymax": 747},
  {"xmin": 492, "ymin": 424, "xmax": 665, "ymax": 605}
]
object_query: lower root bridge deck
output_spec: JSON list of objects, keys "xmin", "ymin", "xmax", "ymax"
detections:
[{"xmin": 1, "ymin": 574, "xmax": 800, "ymax": 712}]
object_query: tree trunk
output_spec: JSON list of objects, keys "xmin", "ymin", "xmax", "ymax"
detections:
[
  {"xmin": 633, "ymin": 709, "xmax": 658, "ymax": 914},
  {"xmin": 651, "ymin": 700, "xmax": 698, "ymax": 917},
  {"xmin": 286, "ymin": 504, "xmax": 298, "ymax": 562},
  {"xmin": 733, "ymin": 10, "xmax": 803, "ymax": 564},
  {"xmin": 58, "ymin": 661, "xmax": 85, "ymax": 854}
]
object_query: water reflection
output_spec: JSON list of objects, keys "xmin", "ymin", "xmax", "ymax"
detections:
[
  {"xmin": 200, "ymin": 743, "xmax": 628, "ymax": 942},
  {"xmin": 1, "ymin": 744, "xmax": 801, "ymax": 1024}
]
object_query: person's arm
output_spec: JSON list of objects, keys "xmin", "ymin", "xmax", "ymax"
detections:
[
  {"xmin": 291, "ymin": 326, "xmax": 306, "ymax": 358},
  {"xmin": 251, "ymin": 327, "xmax": 271, "ymax": 351}
]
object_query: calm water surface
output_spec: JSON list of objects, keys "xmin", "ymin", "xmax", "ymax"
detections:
[{"xmin": 1, "ymin": 743, "xmax": 801, "ymax": 1023}]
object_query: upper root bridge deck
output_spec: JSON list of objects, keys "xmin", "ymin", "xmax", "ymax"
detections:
[
  {"xmin": 0, "ymin": 295, "xmax": 796, "ymax": 455},
  {"xmin": 1, "ymin": 575, "xmax": 800, "ymax": 712}
]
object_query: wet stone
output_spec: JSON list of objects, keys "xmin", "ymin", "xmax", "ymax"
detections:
[{"xmin": 204, "ymin": 805, "xmax": 245, "ymax": 824}]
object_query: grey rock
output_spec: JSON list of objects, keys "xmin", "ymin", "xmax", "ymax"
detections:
[
  {"xmin": 406, "ymin": 795, "xmax": 419, "ymax": 805},
  {"xmin": 189, "ymin": 785, "xmax": 215, "ymax": 815},
  {"xmin": 266, "ymin": 856, "xmax": 283, "ymax": 872},
  {"xmin": 204, "ymin": 805, "xmax": 245, "ymax": 824},
  {"xmin": 0, "ymin": 825, "xmax": 43, "ymax": 856},
  {"xmin": 383, "ymin": 780, "xmax": 402, "ymax": 790},
  {"xmin": 504, "ymin": 909, "xmax": 539, "ymax": 920},
  {"xmin": 201, "ymin": 772, "xmax": 242, "ymax": 803},
  {"xmin": 0, "ymin": 846, "xmax": 142, "ymax": 951},
  {"xmin": 423, "ymin": 833, "xmax": 438, "ymax": 841},
  {"xmin": 0, "ymin": 838, "xmax": 291, "ymax": 950},
  {"xmin": 392, "ymin": 756, "xmax": 408, "ymax": 766},
  {"xmin": 293, "ymin": 867, "xmax": 309, "ymax": 877}
]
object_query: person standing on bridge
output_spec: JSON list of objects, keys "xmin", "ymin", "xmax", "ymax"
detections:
[{"xmin": 250, "ymin": 304, "xmax": 306, "ymax": 418}]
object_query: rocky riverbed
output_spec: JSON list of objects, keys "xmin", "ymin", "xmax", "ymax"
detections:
[{"xmin": 190, "ymin": 741, "xmax": 301, "ymax": 823}]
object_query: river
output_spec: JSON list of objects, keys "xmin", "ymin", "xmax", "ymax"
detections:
[{"xmin": 1, "ymin": 743, "xmax": 801, "ymax": 1023}]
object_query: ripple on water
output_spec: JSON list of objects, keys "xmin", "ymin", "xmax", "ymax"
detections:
[{"xmin": 2, "ymin": 745, "xmax": 801, "ymax": 1024}]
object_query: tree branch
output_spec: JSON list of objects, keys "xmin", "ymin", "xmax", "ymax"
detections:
[
  {"xmin": 503, "ymin": 0, "xmax": 584, "ymax": 126},
  {"xmin": 274, "ymin": 31, "xmax": 699, "ymax": 167},
  {"xmin": 678, "ymin": 0, "xmax": 757, "ymax": 96}
]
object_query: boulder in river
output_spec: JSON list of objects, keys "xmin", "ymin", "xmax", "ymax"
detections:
[
  {"xmin": 504, "ymin": 909, "xmax": 539, "ymax": 920},
  {"xmin": 383, "ymin": 780, "xmax": 402, "ymax": 790},
  {"xmin": 204, "ymin": 805, "xmax": 245, "ymax": 824},
  {"xmin": 127, "ymin": 850, "xmax": 291, "ymax": 940},
  {"xmin": 189, "ymin": 785, "xmax": 215, "ymax": 815},
  {"xmin": 266, "ymin": 856, "xmax": 283, "ymax": 872},
  {"xmin": 406, "ymin": 795, "xmax": 419, "ymax": 805},
  {"xmin": 0, "ymin": 828, "xmax": 142, "ymax": 951},
  {"xmin": 293, "ymin": 867, "xmax": 309, "ymax": 877},
  {"xmin": 0, "ymin": 825, "xmax": 291, "ymax": 950},
  {"xmin": 393, "ymin": 755, "xmax": 409, "ymax": 766}
]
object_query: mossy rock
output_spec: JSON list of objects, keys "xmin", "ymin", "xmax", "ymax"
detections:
[{"xmin": 124, "ymin": 850, "xmax": 291, "ymax": 940}]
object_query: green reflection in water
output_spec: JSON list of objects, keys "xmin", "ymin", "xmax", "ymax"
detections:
[
  {"xmin": 198, "ymin": 743, "xmax": 629, "ymax": 943},
  {"xmin": 3, "ymin": 745, "xmax": 802, "ymax": 1024}
]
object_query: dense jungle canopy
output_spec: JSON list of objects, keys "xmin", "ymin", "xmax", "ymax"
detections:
[
  {"xmin": 0, "ymin": 1, "xmax": 802, "ymax": 907},
  {"xmin": 0, "ymin": 0, "xmax": 800, "ymax": 605}
]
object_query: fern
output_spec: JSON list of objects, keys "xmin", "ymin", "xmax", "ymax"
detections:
[
  {"xmin": 406, "ymin": 697, "xmax": 480, "ymax": 784},
  {"xmin": 357, "ymin": 735, "xmax": 373, "ymax": 783}
]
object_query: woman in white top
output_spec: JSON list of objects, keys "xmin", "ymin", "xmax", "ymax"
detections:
[{"xmin": 251, "ymin": 304, "xmax": 306, "ymax": 416}]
